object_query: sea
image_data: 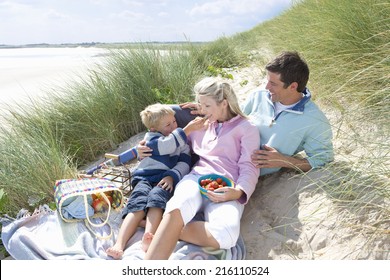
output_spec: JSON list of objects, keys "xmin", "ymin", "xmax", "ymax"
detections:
[{"xmin": 0, "ymin": 47, "xmax": 110, "ymax": 107}]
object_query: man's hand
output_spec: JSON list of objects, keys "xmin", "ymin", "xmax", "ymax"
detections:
[
  {"xmin": 251, "ymin": 145, "xmax": 286, "ymax": 168},
  {"xmin": 136, "ymin": 139, "xmax": 152, "ymax": 160},
  {"xmin": 157, "ymin": 176, "xmax": 174, "ymax": 192},
  {"xmin": 251, "ymin": 144, "xmax": 312, "ymax": 172},
  {"xmin": 180, "ymin": 102, "xmax": 203, "ymax": 116}
]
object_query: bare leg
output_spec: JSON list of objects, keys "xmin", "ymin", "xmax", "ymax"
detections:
[
  {"xmin": 138, "ymin": 219, "xmax": 146, "ymax": 228},
  {"xmin": 180, "ymin": 221, "xmax": 219, "ymax": 248},
  {"xmin": 144, "ymin": 209, "xmax": 184, "ymax": 260},
  {"xmin": 106, "ymin": 210, "xmax": 144, "ymax": 259},
  {"xmin": 141, "ymin": 207, "xmax": 163, "ymax": 252}
]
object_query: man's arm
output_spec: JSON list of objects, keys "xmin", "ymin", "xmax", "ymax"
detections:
[
  {"xmin": 171, "ymin": 104, "xmax": 199, "ymax": 128},
  {"xmin": 303, "ymin": 118, "xmax": 334, "ymax": 170}
]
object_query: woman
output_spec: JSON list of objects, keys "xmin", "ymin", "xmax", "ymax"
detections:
[{"xmin": 144, "ymin": 77, "xmax": 260, "ymax": 259}]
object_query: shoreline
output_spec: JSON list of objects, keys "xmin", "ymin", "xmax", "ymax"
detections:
[{"xmin": 0, "ymin": 47, "xmax": 110, "ymax": 109}]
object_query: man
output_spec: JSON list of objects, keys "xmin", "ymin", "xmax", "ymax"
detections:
[
  {"xmin": 139, "ymin": 51, "xmax": 334, "ymax": 175},
  {"xmin": 241, "ymin": 51, "xmax": 334, "ymax": 175}
]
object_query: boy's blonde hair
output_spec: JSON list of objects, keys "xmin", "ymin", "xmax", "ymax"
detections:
[{"xmin": 140, "ymin": 103, "xmax": 175, "ymax": 129}]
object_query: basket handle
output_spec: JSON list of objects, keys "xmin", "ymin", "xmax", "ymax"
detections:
[{"xmin": 83, "ymin": 193, "xmax": 113, "ymax": 240}]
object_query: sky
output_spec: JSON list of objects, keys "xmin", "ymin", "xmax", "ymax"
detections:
[{"xmin": 0, "ymin": 0, "xmax": 294, "ymax": 45}]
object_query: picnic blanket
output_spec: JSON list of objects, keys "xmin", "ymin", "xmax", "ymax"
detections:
[{"xmin": 1, "ymin": 205, "xmax": 246, "ymax": 260}]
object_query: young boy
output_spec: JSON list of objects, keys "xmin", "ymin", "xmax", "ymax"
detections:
[{"xmin": 106, "ymin": 103, "xmax": 203, "ymax": 259}]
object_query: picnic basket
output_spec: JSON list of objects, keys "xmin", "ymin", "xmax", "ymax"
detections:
[{"xmin": 54, "ymin": 177, "xmax": 124, "ymax": 239}]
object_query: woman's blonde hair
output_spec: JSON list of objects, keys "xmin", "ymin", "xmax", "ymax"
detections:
[
  {"xmin": 193, "ymin": 77, "xmax": 246, "ymax": 118},
  {"xmin": 140, "ymin": 103, "xmax": 175, "ymax": 129}
]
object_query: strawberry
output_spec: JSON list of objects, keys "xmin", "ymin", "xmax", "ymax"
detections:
[{"xmin": 92, "ymin": 198, "xmax": 105, "ymax": 212}]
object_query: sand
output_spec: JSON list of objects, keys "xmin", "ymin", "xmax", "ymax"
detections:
[
  {"xmin": 0, "ymin": 47, "xmax": 109, "ymax": 107},
  {"xmin": 1, "ymin": 48, "xmax": 389, "ymax": 260},
  {"xmin": 97, "ymin": 64, "xmax": 389, "ymax": 260},
  {"xmin": 226, "ymin": 64, "xmax": 389, "ymax": 260}
]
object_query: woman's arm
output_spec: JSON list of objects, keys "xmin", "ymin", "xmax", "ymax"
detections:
[{"xmin": 206, "ymin": 120, "xmax": 260, "ymax": 204}]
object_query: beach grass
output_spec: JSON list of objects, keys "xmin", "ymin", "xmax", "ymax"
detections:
[
  {"xmin": 0, "ymin": 0, "xmax": 388, "ymax": 253},
  {"xmin": 0, "ymin": 43, "xmax": 240, "ymax": 214},
  {"xmin": 232, "ymin": 0, "xmax": 390, "ymax": 248}
]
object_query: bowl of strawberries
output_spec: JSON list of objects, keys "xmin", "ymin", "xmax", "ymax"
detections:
[{"xmin": 198, "ymin": 174, "xmax": 234, "ymax": 199}]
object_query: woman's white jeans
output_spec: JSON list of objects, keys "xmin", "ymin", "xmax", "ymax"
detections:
[{"xmin": 165, "ymin": 173, "xmax": 244, "ymax": 249}]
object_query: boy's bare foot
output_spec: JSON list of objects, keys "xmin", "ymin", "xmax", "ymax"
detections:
[
  {"xmin": 106, "ymin": 244, "xmax": 124, "ymax": 259},
  {"xmin": 141, "ymin": 232, "xmax": 154, "ymax": 252}
]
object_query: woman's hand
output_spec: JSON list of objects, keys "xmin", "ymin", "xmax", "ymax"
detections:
[
  {"xmin": 157, "ymin": 176, "xmax": 174, "ymax": 192},
  {"xmin": 207, "ymin": 187, "xmax": 243, "ymax": 203},
  {"xmin": 136, "ymin": 139, "xmax": 152, "ymax": 160}
]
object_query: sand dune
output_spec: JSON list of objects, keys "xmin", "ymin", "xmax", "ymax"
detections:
[
  {"xmin": 2, "ymin": 47, "xmax": 388, "ymax": 260},
  {"xmin": 97, "ymin": 63, "xmax": 389, "ymax": 260}
]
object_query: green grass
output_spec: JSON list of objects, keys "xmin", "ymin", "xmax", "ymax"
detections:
[
  {"xmin": 0, "ymin": 42, "xmax": 241, "ymax": 214},
  {"xmin": 231, "ymin": 0, "xmax": 389, "ymax": 250},
  {"xmin": 0, "ymin": 0, "xmax": 388, "ymax": 255}
]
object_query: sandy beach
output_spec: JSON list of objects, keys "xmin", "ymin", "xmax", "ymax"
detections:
[
  {"xmin": 1, "ymin": 48, "xmax": 388, "ymax": 261},
  {"xmin": 0, "ymin": 47, "xmax": 109, "ymax": 107},
  {"xmin": 224, "ymin": 65, "xmax": 389, "ymax": 260},
  {"xmin": 89, "ymin": 62, "xmax": 389, "ymax": 260}
]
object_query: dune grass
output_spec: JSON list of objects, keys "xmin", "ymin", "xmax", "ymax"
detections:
[
  {"xmin": 0, "ymin": 0, "xmax": 388, "ymax": 256},
  {"xmin": 0, "ymin": 41, "xmax": 240, "ymax": 214},
  {"xmin": 230, "ymin": 0, "xmax": 389, "ymax": 249}
]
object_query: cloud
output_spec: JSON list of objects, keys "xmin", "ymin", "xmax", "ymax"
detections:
[
  {"xmin": 189, "ymin": 0, "xmax": 291, "ymax": 17},
  {"xmin": 0, "ymin": 0, "xmax": 293, "ymax": 45},
  {"xmin": 45, "ymin": 9, "xmax": 70, "ymax": 20},
  {"xmin": 0, "ymin": 1, "xmax": 33, "ymax": 15},
  {"xmin": 111, "ymin": 10, "xmax": 147, "ymax": 20},
  {"xmin": 182, "ymin": 0, "xmax": 293, "ymax": 41}
]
